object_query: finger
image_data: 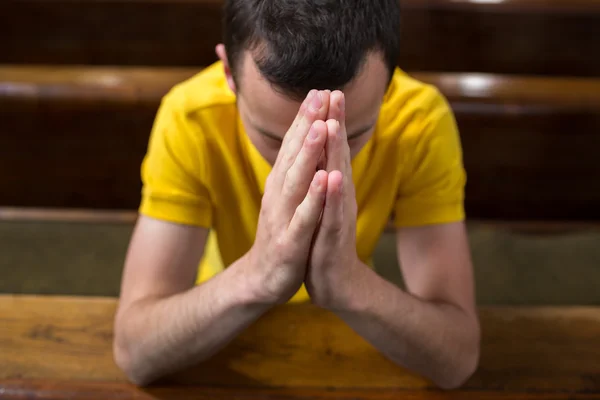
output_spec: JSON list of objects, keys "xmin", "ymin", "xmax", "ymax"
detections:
[
  {"xmin": 271, "ymin": 90, "xmax": 317, "ymax": 182},
  {"xmin": 325, "ymin": 93, "xmax": 355, "ymax": 216},
  {"xmin": 327, "ymin": 91, "xmax": 347, "ymax": 140},
  {"xmin": 278, "ymin": 90, "xmax": 330, "ymax": 166},
  {"xmin": 273, "ymin": 90, "xmax": 327, "ymax": 177},
  {"xmin": 326, "ymin": 91, "xmax": 351, "ymax": 174},
  {"xmin": 325, "ymin": 119, "xmax": 354, "ymax": 202},
  {"xmin": 288, "ymin": 170, "xmax": 328, "ymax": 245},
  {"xmin": 281, "ymin": 120, "xmax": 328, "ymax": 206},
  {"xmin": 325, "ymin": 118, "xmax": 343, "ymax": 174},
  {"xmin": 279, "ymin": 89, "xmax": 315, "ymax": 151},
  {"xmin": 319, "ymin": 170, "xmax": 344, "ymax": 235}
]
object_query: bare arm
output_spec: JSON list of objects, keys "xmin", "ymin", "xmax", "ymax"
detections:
[
  {"xmin": 113, "ymin": 216, "xmax": 273, "ymax": 385},
  {"xmin": 114, "ymin": 89, "xmax": 332, "ymax": 386},
  {"xmin": 316, "ymin": 222, "xmax": 480, "ymax": 389},
  {"xmin": 306, "ymin": 91, "xmax": 479, "ymax": 389}
]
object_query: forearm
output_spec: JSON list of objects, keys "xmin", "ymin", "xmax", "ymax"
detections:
[
  {"xmin": 322, "ymin": 262, "xmax": 480, "ymax": 389},
  {"xmin": 114, "ymin": 254, "xmax": 272, "ymax": 385}
]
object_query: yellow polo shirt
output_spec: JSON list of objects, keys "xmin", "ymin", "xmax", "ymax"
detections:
[{"xmin": 139, "ymin": 62, "xmax": 466, "ymax": 302}]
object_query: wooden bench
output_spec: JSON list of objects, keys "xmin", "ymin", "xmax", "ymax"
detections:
[
  {"xmin": 2, "ymin": 206, "xmax": 600, "ymax": 234},
  {"xmin": 0, "ymin": 295, "xmax": 598, "ymax": 399},
  {"xmin": 2, "ymin": 0, "xmax": 600, "ymax": 76},
  {"xmin": 2, "ymin": 66, "xmax": 600, "ymax": 220}
]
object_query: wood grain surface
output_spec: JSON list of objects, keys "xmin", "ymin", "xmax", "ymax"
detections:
[
  {"xmin": 2, "ymin": 380, "xmax": 600, "ymax": 400},
  {"xmin": 4, "ymin": 67, "xmax": 600, "ymax": 109},
  {"xmin": 3, "ymin": 207, "xmax": 600, "ymax": 235},
  {"xmin": 0, "ymin": 295, "xmax": 598, "ymax": 398}
]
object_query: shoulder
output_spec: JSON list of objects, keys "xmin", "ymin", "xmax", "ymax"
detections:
[
  {"xmin": 154, "ymin": 62, "xmax": 238, "ymax": 145},
  {"xmin": 378, "ymin": 68, "xmax": 455, "ymax": 145},
  {"xmin": 163, "ymin": 61, "xmax": 236, "ymax": 114}
]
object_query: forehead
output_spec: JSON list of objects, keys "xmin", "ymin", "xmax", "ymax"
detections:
[{"xmin": 237, "ymin": 52, "xmax": 390, "ymax": 138}]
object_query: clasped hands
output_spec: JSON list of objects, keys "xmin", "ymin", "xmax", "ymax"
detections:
[{"xmin": 248, "ymin": 90, "xmax": 361, "ymax": 308}]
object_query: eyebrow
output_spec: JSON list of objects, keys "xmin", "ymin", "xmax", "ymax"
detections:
[{"xmin": 256, "ymin": 123, "xmax": 375, "ymax": 142}]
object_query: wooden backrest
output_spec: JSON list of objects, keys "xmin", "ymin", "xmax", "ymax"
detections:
[
  {"xmin": 2, "ymin": 0, "xmax": 600, "ymax": 76},
  {"xmin": 2, "ymin": 66, "xmax": 600, "ymax": 220},
  {"xmin": 399, "ymin": 0, "xmax": 600, "ymax": 76}
]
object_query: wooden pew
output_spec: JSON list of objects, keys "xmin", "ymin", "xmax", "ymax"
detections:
[
  {"xmin": 0, "ymin": 295, "xmax": 599, "ymax": 399},
  {"xmin": 2, "ymin": 206, "xmax": 600, "ymax": 233},
  {"xmin": 0, "ymin": 66, "xmax": 194, "ymax": 212},
  {"xmin": 2, "ymin": 66, "xmax": 600, "ymax": 220},
  {"xmin": 399, "ymin": 0, "xmax": 600, "ymax": 76},
  {"xmin": 2, "ymin": 0, "xmax": 600, "ymax": 76}
]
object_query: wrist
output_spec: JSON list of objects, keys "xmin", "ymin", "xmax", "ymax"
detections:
[
  {"xmin": 237, "ymin": 248, "xmax": 298, "ymax": 306},
  {"xmin": 312, "ymin": 256, "xmax": 366, "ymax": 312}
]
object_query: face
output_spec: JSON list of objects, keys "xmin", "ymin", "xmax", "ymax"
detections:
[{"xmin": 217, "ymin": 46, "xmax": 390, "ymax": 165}]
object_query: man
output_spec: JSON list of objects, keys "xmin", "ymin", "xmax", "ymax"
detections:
[{"xmin": 113, "ymin": 0, "xmax": 480, "ymax": 389}]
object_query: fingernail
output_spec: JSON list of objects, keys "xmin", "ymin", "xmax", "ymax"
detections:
[
  {"xmin": 309, "ymin": 124, "xmax": 320, "ymax": 140},
  {"xmin": 310, "ymin": 91, "xmax": 322, "ymax": 111},
  {"xmin": 304, "ymin": 90, "xmax": 315, "ymax": 107}
]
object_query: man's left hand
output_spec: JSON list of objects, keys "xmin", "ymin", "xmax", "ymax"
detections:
[{"xmin": 305, "ymin": 90, "xmax": 362, "ymax": 309}]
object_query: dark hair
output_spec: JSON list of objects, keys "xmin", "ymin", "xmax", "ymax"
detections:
[{"xmin": 223, "ymin": 0, "xmax": 400, "ymax": 100}]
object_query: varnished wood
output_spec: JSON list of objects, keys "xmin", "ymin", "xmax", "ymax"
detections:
[
  {"xmin": 8, "ymin": 0, "xmax": 599, "ymax": 12},
  {"xmin": 0, "ymin": 66, "xmax": 196, "ymax": 106},
  {"xmin": 401, "ymin": 0, "xmax": 600, "ymax": 13},
  {"xmin": 0, "ymin": 207, "xmax": 137, "ymax": 224},
  {"xmin": 399, "ymin": 1, "xmax": 600, "ymax": 76},
  {"xmin": 2, "ymin": 67, "xmax": 599, "ymax": 220},
  {"xmin": 3, "ymin": 206, "xmax": 600, "ymax": 235},
  {"xmin": 0, "ymin": 66, "xmax": 198, "ymax": 212},
  {"xmin": 3, "ymin": 67, "xmax": 600, "ymax": 110},
  {"xmin": 0, "ymin": 295, "xmax": 599, "ymax": 394},
  {"xmin": 2, "ymin": 0, "xmax": 599, "ymax": 76},
  {"xmin": 1, "ymin": 381, "xmax": 600, "ymax": 400},
  {"xmin": 420, "ymin": 73, "xmax": 600, "ymax": 111}
]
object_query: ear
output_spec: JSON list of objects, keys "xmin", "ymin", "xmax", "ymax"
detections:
[{"xmin": 215, "ymin": 44, "xmax": 236, "ymax": 93}]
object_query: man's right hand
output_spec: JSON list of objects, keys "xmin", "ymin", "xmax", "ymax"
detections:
[
  {"xmin": 115, "ymin": 89, "xmax": 330, "ymax": 385},
  {"xmin": 247, "ymin": 89, "xmax": 331, "ymax": 304}
]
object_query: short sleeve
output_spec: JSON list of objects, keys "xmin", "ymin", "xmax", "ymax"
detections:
[
  {"xmin": 393, "ymin": 90, "xmax": 466, "ymax": 227},
  {"xmin": 139, "ymin": 95, "xmax": 213, "ymax": 228}
]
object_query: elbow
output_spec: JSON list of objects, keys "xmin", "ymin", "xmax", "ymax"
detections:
[
  {"xmin": 113, "ymin": 328, "xmax": 155, "ymax": 387},
  {"xmin": 436, "ymin": 327, "xmax": 481, "ymax": 390},
  {"xmin": 436, "ymin": 345, "xmax": 480, "ymax": 390}
]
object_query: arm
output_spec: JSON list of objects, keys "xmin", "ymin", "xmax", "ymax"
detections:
[
  {"xmin": 113, "ymin": 216, "xmax": 273, "ymax": 386},
  {"xmin": 306, "ymin": 91, "xmax": 479, "ymax": 389},
  {"xmin": 114, "ymin": 89, "xmax": 332, "ymax": 385},
  {"xmin": 319, "ymin": 222, "xmax": 480, "ymax": 389}
]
